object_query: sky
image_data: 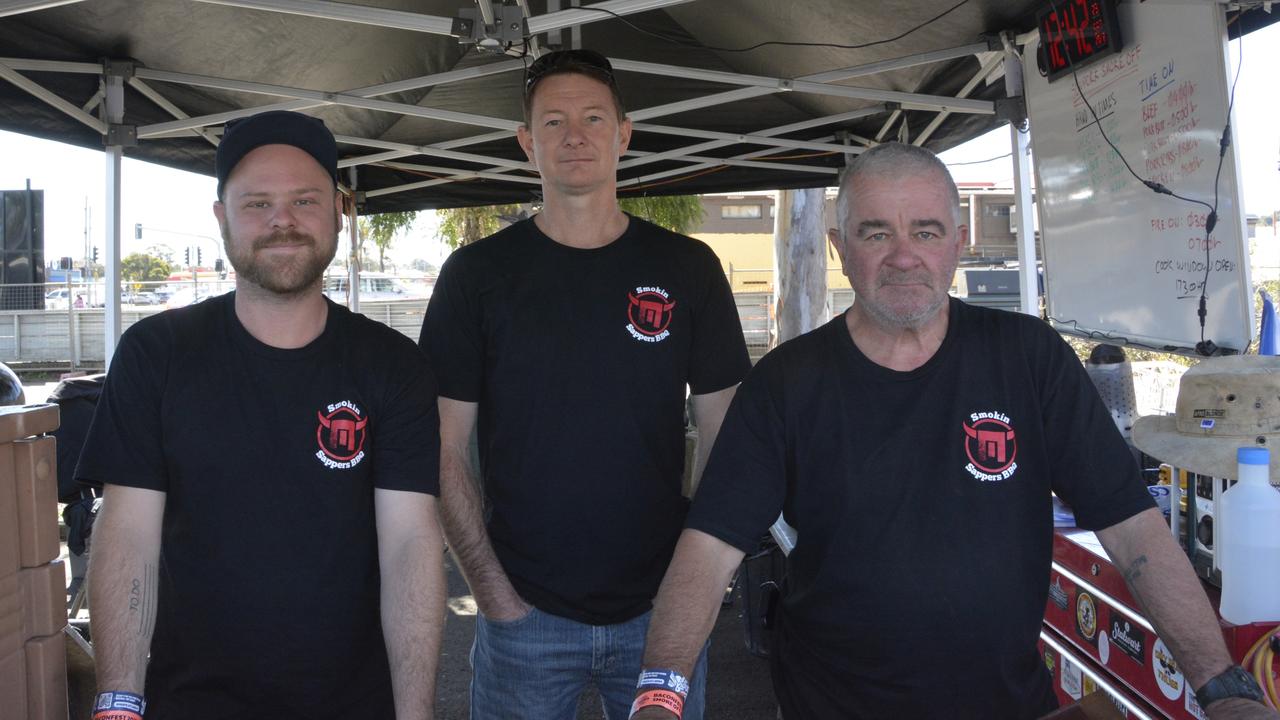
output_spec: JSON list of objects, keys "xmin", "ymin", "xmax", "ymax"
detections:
[{"xmin": 1, "ymin": 20, "xmax": 1277, "ymax": 267}]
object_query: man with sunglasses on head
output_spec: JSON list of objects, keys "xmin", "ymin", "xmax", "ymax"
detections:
[{"xmin": 419, "ymin": 50, "xmax": 749, "ymax": 720}]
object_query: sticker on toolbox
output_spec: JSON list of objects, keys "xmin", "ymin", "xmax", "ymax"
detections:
[
  {"xmin": 1106, "ymin": 609, "xmax": 1146, "ymax": 667},
  {"xmin": 1061, "ymin": 655, "xmax": 1083, "ymax": 700},
  {"xmin": 1185, "ymin": 688, "xmax": 1209, "ymax": 720},
  {"xmin": 1152, "ymin": 637, "xmax": 1185, "ymax": 700},
  {"xmin": 1043, "ymin": 648, "xmax": 1055, "ymax": 675},
  {"xmin": 1083, "ymin": 674, "xmax": 1097, "ymax": 697},
  {"xmin": 1075, "ymin": 591, "xmax": 1098, "ymax": 643},
  {"xmin": 1099, "ymin": 630, "xmax": 1111, "ymax": 665},
  {"xmin": 1048, "ymin": 577, "xmax": 1069, "ymax": 611}
]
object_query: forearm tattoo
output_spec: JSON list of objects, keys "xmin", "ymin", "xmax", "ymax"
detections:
[
  {"xmin": 128, "ymin": 565, "xmax": 158, "ymax": 637},
  {"xmin": 1122, "ymin": 555, "xmax": 1149, "ymax": 586}
]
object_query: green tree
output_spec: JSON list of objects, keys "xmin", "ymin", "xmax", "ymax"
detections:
[
  {"xmin": 121, "ymin": 252, "xmax": 173, "ymax": 286},
  {"xmin": 437, "ymin": 204, "xmax": 523, "ymax": 250},
  {"xmin": 618, "ymin": 195, "xmax": 704, "ymax": 234},
  {"xmin": 358, "ymin": 211, "xmax": 417, "ymax": 272},
  {"xmin": 435, "ymin": 196, "xmax": 704, "ymax": 250}
]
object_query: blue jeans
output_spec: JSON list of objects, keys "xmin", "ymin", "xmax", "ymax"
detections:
[{"xmin": 470, "ymin": 606, "xmax": 708, "ymax": 720}]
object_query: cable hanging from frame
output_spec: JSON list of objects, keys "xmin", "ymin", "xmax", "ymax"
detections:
[{"xmin": 1044, "ymin": 0, "xmax": 1242, "ymax": 356}]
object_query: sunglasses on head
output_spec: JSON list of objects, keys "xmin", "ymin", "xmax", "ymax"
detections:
[{"xmin": 524, "ymin": 49, "xmax": 616, "ymax": 95}]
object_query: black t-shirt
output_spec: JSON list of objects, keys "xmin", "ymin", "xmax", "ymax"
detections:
[
  {"xmin": 76, "ymin": 293, "xmax": 440, "ymax": 720},
  {"xmin": 420, "ymin": 216, "xmax": 750, "ymax": 625},
  {"xmin": 687, "ymin": 299, "xmax": 1154, "ymax": 719}
]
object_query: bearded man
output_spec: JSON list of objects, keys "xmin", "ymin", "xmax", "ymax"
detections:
[{"xmin": 80, "ymin": 111, "xmax": 446, "ymax": 720}]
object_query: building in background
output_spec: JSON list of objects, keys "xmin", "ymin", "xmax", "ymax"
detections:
[{"xmin": 690, "ymin": 185, "xmax": 1040, "ymax": 295}]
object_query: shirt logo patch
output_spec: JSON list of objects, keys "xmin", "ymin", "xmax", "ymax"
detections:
[
  {"xmin": 962, "ymin": 410, "xmax": 1018, "ymax": 481},
  {"xmin": 315, "ymin": 400, "xmax": 367, "ymax": 470},
  {"xmin": 626, "ymin": 286, "xmax": 676, "ymax": 343}
]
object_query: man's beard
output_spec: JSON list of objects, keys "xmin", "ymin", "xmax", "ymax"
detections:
[
  {"xmin": 222, "ymin": 227, "xmax": 337, "ymax": 296},
  {"xmin": 860, "ymin": 289, "xmax": 948, "ymax": 330},
  {"xmin": 856, "ymin": 270, "xmax": 949, "ymax": 330}
]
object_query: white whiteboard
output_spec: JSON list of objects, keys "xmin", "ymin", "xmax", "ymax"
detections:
[{"xmin": 1024, "ymin": 0, "xmax": 1253, "ymax": 352}]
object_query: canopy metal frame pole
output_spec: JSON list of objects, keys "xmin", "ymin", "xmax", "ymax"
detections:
[
  {"xmin": 611, "ymin": 58, "xmax": 995, "ymax": 114},
  {"xmin": 0, "ymin": 61, "xmax": 106, "ymax": 133},
  {"xmin": 189, "ymin": 0, "xmax": 692, "ymax": 37},
  {"xmin": 1011, "ymin": 123, "xmax": 1037, "ymax": 316},
  {"xmin": 136, "ymin": 60, "xmax": 524, "ymax": 138},
  {"xmin": 0, "ymin": 39, "xmax": 1002, "ymax": 201},
  {"xmin": 129, "ymin": 65, "xmax": 913, "ymax": 168},
  {"xmin": 1004, "ymin": 48, "xmax": 1038, "ymax": 318},
  {"xmin": 127, "ymin": 41, "xmax": 997, "ymax": 185},
  {"xmin": 0, "ymin": 0, "xmax": 84, "ymax": 18},
  {"xmin": 0, "ymin": 9, "xmax": 1012, "ymax": 208},
  {"xmin": 913, "ymin": 52, "xmax": 1007, "ymax": 147},
  {"xmin": 369, "ymin": 107, "xmax": 869, "ymax": 198},
  {"xmin": 347, "ymin": 167, "xmax": 360, "ymax": 313},
  {"xmin": 134, "ymin": 67, "xmax": 522, "ymax": 134},
  {"xmin": 102, "ymin": 67, "xmax": 125, "ymax": 366}
]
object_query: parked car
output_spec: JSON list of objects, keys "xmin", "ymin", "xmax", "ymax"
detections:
[
  {"xmin": 164, "ymin": 286, "xmax": 232, "ymax": 309},
  {"xmin": 121, "ymin": 290, "xmax": 164, "ymax": 305},
  {"xmin": 44, "ymin": 288, "xmax": 70, "ymax": 309},
  {"xmin": 323, "ymin": 272, "xmax": 426, "ymax": 302}
]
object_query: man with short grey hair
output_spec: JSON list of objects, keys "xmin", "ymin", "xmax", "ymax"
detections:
[{"xmin": 633, "ymin": 143, "xmax": 1276, "ymax": 719}]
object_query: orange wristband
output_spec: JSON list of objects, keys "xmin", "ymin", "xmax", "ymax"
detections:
[{"xmin": 629, "ymin": 688, "xmax": 684, "ymax": 718}]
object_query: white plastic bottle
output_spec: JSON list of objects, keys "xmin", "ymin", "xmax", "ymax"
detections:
[{"xmin": 1219, "ymin": 447, "xmax": 1280, "ymax": 625}]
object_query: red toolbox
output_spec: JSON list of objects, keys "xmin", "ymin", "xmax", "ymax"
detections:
[{"xmin": 1044, "ymin": 528, "xmax": 1276, "ymax": 719}]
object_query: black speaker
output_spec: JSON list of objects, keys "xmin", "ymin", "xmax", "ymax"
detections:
[{"xmin": 0, "ymin": 188, "xmax": 45, "ymax": 310}]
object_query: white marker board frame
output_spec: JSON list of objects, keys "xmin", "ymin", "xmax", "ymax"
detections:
[{"xmin": 1023, "ymin": 0, "xmax": 1253, "ymax": 353}]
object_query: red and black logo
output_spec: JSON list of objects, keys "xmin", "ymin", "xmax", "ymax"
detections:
[
  {"xmin": 316, "ymin": 404, "xmax": 367, "ymax": 463},
  {"xmin": 624, "ymin": 288, "xmax": 675, "ymax": 335},
  {"xmin": 963, "ymin": 417, "xmax": 1017, "ymax": 474}
]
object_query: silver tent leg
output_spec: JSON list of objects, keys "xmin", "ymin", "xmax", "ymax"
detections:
[
  {"xmin": 1005, "ymin": 45, "xmax": 1037, "ymax": 318},
  {"xmin": 1011, "ymin": 122, "xmax": 1036, "ymax": 317},
  {"xmin": 347, "ymin": 166, "xmax": 360, "ymax": 313},
  {"xmin": 103, "ymin": 68, "xmax": 124, "ymax": 365}
]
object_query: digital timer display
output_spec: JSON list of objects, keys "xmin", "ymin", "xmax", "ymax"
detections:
[{"xmin": 1036, "ymin": 0, "xmax": 1123, "ymax": 82}]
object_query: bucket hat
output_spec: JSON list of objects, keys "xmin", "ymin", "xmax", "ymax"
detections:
[{"xmin": 1133, "ymin": 355, "xmax": 1280, "ymax": 479}]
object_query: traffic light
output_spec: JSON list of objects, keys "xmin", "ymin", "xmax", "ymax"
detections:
[
  {"xmin": 134, "ymin": 223, "xmax": 142, "ymax": 239},
  {"xmin": 92, "ymin": 247, "xmax": 99, "ymax": 263},
  {"xmin": 197, "ymin": 248, "xmax": 203, "ymax": 266},
  {"xmin": 184, "ymin": 248, "xmax": 190, "ymax": 265}
]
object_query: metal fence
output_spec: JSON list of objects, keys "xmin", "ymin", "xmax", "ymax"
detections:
[{"xmin": 0, "ymin": 280, "xmax": 871, "ymax": 369}]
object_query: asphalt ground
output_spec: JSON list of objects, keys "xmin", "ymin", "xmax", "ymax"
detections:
[{"xmin": 436, "ymin": 554, "xmax": 779, "ymax": 720}]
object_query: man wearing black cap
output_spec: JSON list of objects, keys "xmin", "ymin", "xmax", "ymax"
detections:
[
  {"xmin": 419, "ymin": 50, "xmax": 750, "ymax": 719},
  {"xmin": 80, "ymin": 110, "xmax": 446, "ymax": 720}
]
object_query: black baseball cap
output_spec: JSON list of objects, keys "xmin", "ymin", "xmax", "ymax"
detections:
[{"xmin": 215, "ymin": 110, "xmax": 338, "ymax": 198}]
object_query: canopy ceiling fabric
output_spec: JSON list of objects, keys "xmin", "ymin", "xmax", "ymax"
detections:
[{"xmin": 1, "ymin": 1, "xmax": 1274, "ymax": 213}]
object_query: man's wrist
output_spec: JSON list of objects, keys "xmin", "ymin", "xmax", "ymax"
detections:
[
  {"xmin": 1194, "ymin": 664, "xmax": 1265, "ymax": 708},
  {"xmin": 93, "ymin": 690, "xmax": 146, "ymax": 720},
  {"xmin": 477, "ymin": 587, "xmax": 529, "ymax": 620},
  {"xmin": 630, "ymin": 667, "xmax": 690, "ymax": 719}
]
